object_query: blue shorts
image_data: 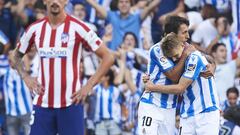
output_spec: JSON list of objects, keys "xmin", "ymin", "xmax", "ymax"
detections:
[{"xmin": 30, "ymin": 104, "xmax": 84, "ymax": 135}]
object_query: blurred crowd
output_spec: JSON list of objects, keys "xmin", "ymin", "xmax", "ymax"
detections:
[{"xmin": 0, "ymin": 0, "xmax": 240, "ymax": 135}]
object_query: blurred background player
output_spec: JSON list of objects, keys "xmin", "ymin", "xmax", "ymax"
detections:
[{"xmin": 219, "ymin": 106, "xmax": 240, "ymax": 135}]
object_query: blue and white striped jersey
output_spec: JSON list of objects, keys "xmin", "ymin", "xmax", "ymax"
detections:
[
  {"xmin": 140, "ymin": 43, "xmax": 178, "ymax": 109},
  {"xmin": 3, "ymin": 67, "xmax": 32, "ymax": 116},
  {"xmin": 0, "ymin": 55, "xmax": 9, "ymax": 77},
  {"xmin": 94, "ymin": 84, "xmax": 122, "ymax": 123},
  {"xmin": 0, "ymin": 30, "xmax": 9, "ymax": 77},
  {"xmin": 181, "ymin": 51, "xmax": 219, "ymax": 118},
  {"xmin": 130, "ymin": 68, "xmax": 144, "ymax": 92},
  {"xmin": 122, "ymin": 90, "xmax": 141, "ymax": 133},
  {"xmin": 231, "ymin": 0, "xmax": 240, "ymax": 34}
]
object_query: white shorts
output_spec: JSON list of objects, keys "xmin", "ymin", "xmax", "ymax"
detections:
[
  {"xmin": 138, "ymin": 102, "xmax": 176, "ymax": 135},
  {"xmin": 95, "ymin": 120, "xmax": 121, "ymax": 135},
  {"xmin": 179, "ymin": 110, "xmax": 220, "ymax": 135}
]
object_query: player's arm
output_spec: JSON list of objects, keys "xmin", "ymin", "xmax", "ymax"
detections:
[
  {"xmin": 146, "ymin": 53, "xmax": 204, "ymax": 94},
  {"xmin": 140, "ymin": 0, "xmax": 161, "ymax": 20},
  {"xmin": 72, "ymin": 43, "xmax": 114, "ymax": 103},
  {"xmin": 163, "ymin": 54, "xmax": 186, "ymax": 83},
  {"xmin": 200, "ymin": 54, "xmax": 216, "ymax": 78},
  {"xmin": 86, "ymin": 0, "xmax": 107, "ymax": 19},
  {"xmin": 11, "ymin": 24, "xmax": 43, "ymax": 94},
  {"xmin": 11, "ymin": 49, "xmax": 27, "ymax": 78},
  {"xmin": 11, "ymin": 48, "xmax": 43, "ymax": 94},
  {"xmin": 145, "ymin": 77, "xmax": 192, "ymax": 94},
  {"xmin": 72, "ymin": 26, "xmax": 114, "ymax": 103},
  {"xmin": 164, "ymin": 45, "xmax": 195, "ymax": 83},
  {"xmin": 86, "ymin": 44, "xmax": 114, "ymax": 88}
]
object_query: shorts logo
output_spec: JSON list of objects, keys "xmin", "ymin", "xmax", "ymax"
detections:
[
  {"xmin": 142, "ymin": 128, "xmax": 146, "ymax": 134},
  {"xmin": 61, "ymin": 33, "xmax": 69, "ymax": 44},
  {"xmin": 187, "ymin": 64, "xmax": 196, "ymax": 71}
]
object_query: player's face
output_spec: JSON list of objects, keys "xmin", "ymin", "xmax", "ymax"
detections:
[
  {"xmin": 177, "ymin": 24, "xmax": 189, "ymax": 43},
  {"xmin": 44, "ymin": 0, "xmax": 68, "ymax": 16},
  {"xmin": 118, "ymin": 0, "xmax": 131, "ymax": 16},
  {"xmin": 214, "ymin": 45, "xmax": 227, "ymax": 64},
  {"xmin": 169, "ymin": 44, "xmax": 184, "ymax": 62},
  {"xmin": 228, "ymin": 92, "xmax": 238, "ymax": 107}
]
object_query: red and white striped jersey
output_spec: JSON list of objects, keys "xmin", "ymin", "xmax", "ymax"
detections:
[{"xmin": 17, "ymin": 14, "xmax": 102, "ymax": 108}]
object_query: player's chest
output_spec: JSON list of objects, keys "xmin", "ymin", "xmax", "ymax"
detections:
[{"xmin": 35, "ymin": 31, "xmax": 79, "ymax": 58}]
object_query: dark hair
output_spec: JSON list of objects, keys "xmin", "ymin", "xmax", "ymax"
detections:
[
  {"xmin": 227, "ymin": 87, "xmax": 239, "ymax": 97},
  {"xmin": 210, "ymin": 43, "xmax": 226, "ymax": 53},
  {"xmin": 201, "ymin": 4, "xmax": 217, "ymax": 20},
  {"xmin": 123, "ymin": 32, "xmax": 138, "ymax": 48},
  {"xmin": 164, "ymin": 16, "xmax": 189, "ymax": 35},
  {"xmin": 105, "ymin": 69, "xmax": 115, "ymax": 85},
  {"xmin": 223, "ymin": 106, "xmax": 240, "ymax": 126},
  {"xmin": 34, "ymin": 0, "xmax": 46, "ymax": 10},
  {"xmin": 214, "ymin": 13, "xmax": 233, "ymax": 26}
]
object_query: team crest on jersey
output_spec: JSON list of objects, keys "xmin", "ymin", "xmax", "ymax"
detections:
[
  {"xmin": 187, "ymin": 64, "xmax": 196, "ymax": 71},
  {"xmin": 160, "ymin": 56, "xmax": 167, "ymax": 63},
  {"xmin": 61, "ymin": 33, "xmax": 69, "ymax": 44}
]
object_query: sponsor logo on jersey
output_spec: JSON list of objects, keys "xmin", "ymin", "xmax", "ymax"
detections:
[
  {"xmin": 187, "ymin": 64, "xmax": 196, "ymax": 71},
  {"xmin": 39, "ymin": 47, "xmax": 68, "ymax": 58}
]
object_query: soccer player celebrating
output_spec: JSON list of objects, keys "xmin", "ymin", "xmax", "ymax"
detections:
[
  {"xmin": 145, "ymin": 33, "xmax": 220, "ymax": 135},
  {"xmin": 138, "ymin": 16, "xmax": 194, "ymax": 135}
]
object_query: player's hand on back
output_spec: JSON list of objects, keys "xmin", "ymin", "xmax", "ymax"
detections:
[
  {"xmin": 181, "ymin": 44, "xmax": 196, "ymax": 59},
  {"xmin": 142, "ymin": 73, "xmax": 150, "ymax": 84},
  {"xmin": 145, "ymin": 81, "xmax": 155, "ymax": 92},
  {"xmin": 200, "ymin": 64, "xmax": 215, "ymax": 78},
  {"xmin": 23, "ymin": 76, "xmax": 44, "ymax": 95}
]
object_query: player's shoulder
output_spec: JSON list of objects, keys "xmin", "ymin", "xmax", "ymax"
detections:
[
  {"xmin": 187, "ymin": 51, "xmax": 201, "ymax": 62},
  {"xmin": 188, "ymin": 51, "xmax": 209, "ymax": 65},
  {"xmin": 68, "ymin": 15, "xmax": 91, "ymax": 32},
  {"xmin": 25, "ymin": 17, "xmax": 47, "ymax": 32},
  {"xmin": 149, "ymin": 42, "xmax": 162, "ymax": 55},
  {"xmin": 189, "ymin": 51, "xmax": 206, "ymax": 59}
]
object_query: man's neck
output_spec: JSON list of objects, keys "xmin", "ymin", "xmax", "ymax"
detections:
[{"xmin": 48, "ymin": 12, "xmax": 67, "ymax": 29}]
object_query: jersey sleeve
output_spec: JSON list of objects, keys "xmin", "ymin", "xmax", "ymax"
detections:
[
  {"xmin": 183, "ymin": 54, "xmax": 205, "ymax": 80},
  {"xmin": 17, "ymin": 27, "xmax": 36, "ymax": 54},
  {"xmin": 75, "ymin": 20, "xmax": 102, "ymax": 52},
  {"xmin": 149, "ymin": 47, "xmax": 174, "ymax": 72}
]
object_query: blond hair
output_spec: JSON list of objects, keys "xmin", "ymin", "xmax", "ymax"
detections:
[{"xmin": 161, "ymin": 33, "xmax": 182, "ymax": 57}]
